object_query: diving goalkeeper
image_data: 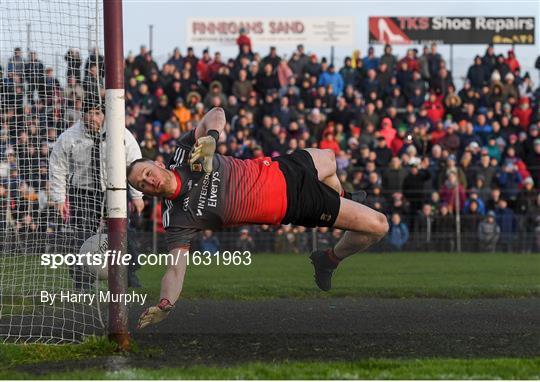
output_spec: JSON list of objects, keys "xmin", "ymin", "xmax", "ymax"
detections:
[{"xmin": 127, "ymin": 107, "xmax": 388, "ymax": 329}]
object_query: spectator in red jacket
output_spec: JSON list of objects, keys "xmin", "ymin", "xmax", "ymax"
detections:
[
  {"xmin": 504, "ymin": 146, "xmax": 531, "ymax": 183},
  {"xmin": 379, "ymin": 117, "xmax": 397, "ymax": 147},
  {"xmin": 197, "ymin": 49, "xmax": 212, "ymax": 84},
  {"xmin": 207, "ymin": 52, "xmax": 225, "ymax": 82},
  {"xmin": 422, "ymin": 92, "xmax": 445, "ymax": 124},
  {"xmin": 236, "ymin": 28, "xmax": 252, "ymax": 52},
  {"xmin": 430, "ymin": 121, "xmax": 446, "ymax": 145},
  {"xmin": 506, "ymin": 50, "xmax": 521, "ymax": 73},
  {"xmin": 399, "ymin": 48, "xmax": 420, "ymax": 73},
  {"xmin": 390, "ymin": 127, "xmax": 406, "ymax": 155},
  {"xmin": 319, "ymin": 128, "xmax": 341, "ymax": 155},
  {"xmin": 512, "ymin": 96, "xmax": 533, "ymax": 130}
]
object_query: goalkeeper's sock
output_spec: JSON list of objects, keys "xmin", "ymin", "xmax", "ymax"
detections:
[{"xmin": 323, "ymin": 248, "xmax": 341, "ymax": 269}]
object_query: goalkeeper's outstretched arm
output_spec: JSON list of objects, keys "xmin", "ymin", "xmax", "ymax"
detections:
[
  {"xmin": 137, "ymin": 246, "xmax": 188, "ymax": 329},
  {"xmin": 160, "ymin": 246, "xmax": 189, "ymax": 305}
]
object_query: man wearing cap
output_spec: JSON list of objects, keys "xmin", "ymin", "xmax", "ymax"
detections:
[
  {"xmin": 128, "ymin": 108, "xmax": 388, "ymax": 329},
  {"xmin": 49, "ymin": 100, "xmax": 145, "ymax": 289},
  {"xmin": 304, "ymin": 54, "xmax": 322, "ymax": 79}
]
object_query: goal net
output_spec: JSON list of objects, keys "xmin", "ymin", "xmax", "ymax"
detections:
[{"xmin": 0, "ymin": 0, "xmax": 106, "ymax": 343}]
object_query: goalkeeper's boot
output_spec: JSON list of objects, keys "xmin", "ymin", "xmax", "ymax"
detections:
[
  {"xmin": 343, "ymin": 190, "xmax": 367, "ymax": 203},
  {"xmin": 309, "ymin": 249, "xmax": 341, "ymax": 292}
]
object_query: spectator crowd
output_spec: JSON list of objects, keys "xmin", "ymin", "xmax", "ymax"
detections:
[{"xmin": 1, "ymin": 37, "xmax": 540, "ymax": 254}]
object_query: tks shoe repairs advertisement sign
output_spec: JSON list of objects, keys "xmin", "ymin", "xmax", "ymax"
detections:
[
  {"xmin": 187, "ymin": 17, "xmax": 355, "ymax": 46},
  {"xmin": 369, "ymin": 17, "xmax": 535, "ymax": 45}
]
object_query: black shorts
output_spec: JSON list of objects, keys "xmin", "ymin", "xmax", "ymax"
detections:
[{"xmin": 276, "ymin": 150, "xmax": 341, "ymax": 228}]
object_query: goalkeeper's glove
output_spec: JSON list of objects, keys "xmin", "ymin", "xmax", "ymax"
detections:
[
  {"xmin": 137, "ymin": 298, "xmax": 174, "ymax": 329},
  {"xmin": 189, "ymin": 135, "xmax": 217, "ymax": 173}
]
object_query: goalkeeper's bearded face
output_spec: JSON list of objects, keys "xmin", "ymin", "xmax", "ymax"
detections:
[{"xmin": 128, "ymin": 160, "xmax": 173, "ymax": 197}]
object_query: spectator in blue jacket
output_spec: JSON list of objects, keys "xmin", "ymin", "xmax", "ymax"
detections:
[
  {"xmin": 463, "ymin": 188, "xmax": 486, "ymax": 215},
  {"xmin": 363, "ymin": 46, "xmax": 380, "ymax": 71},
  {"xmin": 495, "ymin": 199, "xmax": 517, "ymax": 252},
  {"xmin": 386, "ymin": 213, "xmax": 409, "ymax": 251},
  {"xmin": 318, "ymin": 64, "xmax": 344, "ymax": 96},
  {"xmin": 496, "ymin": 162, "xmax": 522, "ymax": 202},
  {"xmin": 473, "ymin": 114, "xmax": 493, "ymax": 144},
  {"xmin": 200, "ymin": 229, "xmax": 220, "ymax": 253}
]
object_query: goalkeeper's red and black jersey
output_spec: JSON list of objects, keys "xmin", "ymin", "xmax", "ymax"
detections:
[{"xmin": 164, "ymin": 130, "xmax": 288, "ymax": 249}]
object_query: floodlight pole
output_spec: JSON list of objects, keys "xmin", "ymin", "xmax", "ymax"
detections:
[
  {"xmin": 449, "ymin": 44, "xmax": 454, "ymax": 73},
  {"xmin": 26, "ymin": 23, "xmax": 31, "ymax": 52},
  {"xmin": 149, "ymin": 24, "xmax": 154, "ymax": 53},
  {"xmin": 104, "ymin": 0, "xmax": 130, "ymax": 351}
]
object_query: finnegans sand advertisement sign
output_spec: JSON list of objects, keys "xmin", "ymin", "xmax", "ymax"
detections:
[{"xmin": 187, "ymin": 17, "xmax": 356, "ymax": 46}]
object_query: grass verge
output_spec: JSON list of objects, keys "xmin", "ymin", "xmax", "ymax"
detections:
[
  {"xmin": 0, "ymin": 336, "xmax": 117, "ymax": 370},
  {"xmin": 1, "ymin": 358, "xmax": 539, "ymax": 379}
]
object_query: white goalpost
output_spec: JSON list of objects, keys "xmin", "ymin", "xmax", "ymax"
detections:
[{"xmin": 0, "ymin": 0, "xmax": 123, "ymax": 344}]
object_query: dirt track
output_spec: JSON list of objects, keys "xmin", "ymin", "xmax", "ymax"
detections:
[
  {"xmin": 8, "ymin": 297, "xmax": 539, "ymax": 375},
  {"xmin": 131, "ymin": 298, "xmax": 540, "ymax": 363}
]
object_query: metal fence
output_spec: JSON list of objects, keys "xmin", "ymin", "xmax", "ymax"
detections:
[{"xmin": 129, "ymin": 218, "xmax": 539, "ymax": 255}]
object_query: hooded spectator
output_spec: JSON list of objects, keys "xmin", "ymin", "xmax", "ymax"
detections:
[
  {"xmin": 478, "ymin": 211, "xmax": 500, "ymax": 252},
  {"xmin": 386, "ymin": 213, "xmax": 409, "ymax": 251},
  {"xmin": 506, "ymin": 50, "xmax": 521, "ymax": 73},
  {"xmin": 467, "ymin": 55, "xmax": 487, "ymax": 90},
  {"xmin": 277, "ymin": 60, "xmax": 293, "ymax": 88},
  {"xmin": 379, "ymin": 117, "xmax": 396, "ymax": 147}
]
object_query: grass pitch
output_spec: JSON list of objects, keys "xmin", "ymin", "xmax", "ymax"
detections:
[{"xmin": 138, "ymin": 252, "xmax": 540, "ymax": 300}]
